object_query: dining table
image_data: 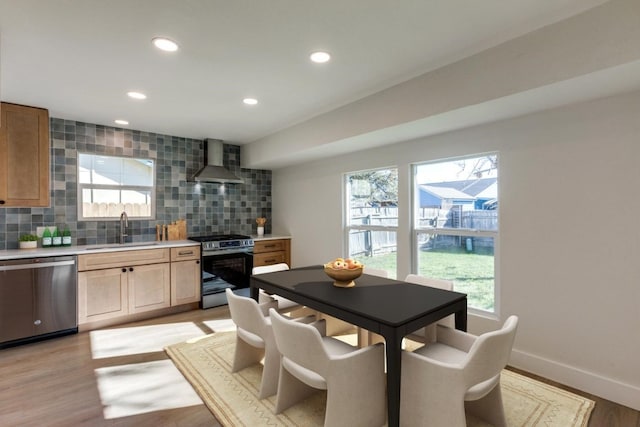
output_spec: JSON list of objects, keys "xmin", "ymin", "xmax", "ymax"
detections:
[{"xmin": 250, "ymin": 265, "xmax": 468, "ymax": 427}]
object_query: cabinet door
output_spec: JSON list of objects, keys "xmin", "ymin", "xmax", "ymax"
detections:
[
  {"xmin": 0, "ymin": 102, "xmax": 50, "ymax": 207},
  {"xmin": 128, "ymin": 263, "xmax": 171, "ymax": 314},
  {"xmin": 171, "ymin": 259, "xmax": 201, "ymax": 305},
  {"xmin": 78, "ymin": 268, "xmax": 128, "ymax": 324}
]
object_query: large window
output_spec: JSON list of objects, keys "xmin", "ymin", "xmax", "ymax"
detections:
[
  {"xmin": 78, "ymin": 153, "xmax": 155, "ymax": 220},
  {"xmin": 345, "ymin": 168, "xmax": 398, "ymax": 278},
  {"xmin": 413, "ymin": 154, "xmax": 498, "ymax": 313}
]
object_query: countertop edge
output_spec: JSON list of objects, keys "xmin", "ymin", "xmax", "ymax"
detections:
[
  {"xmin": 250, "ymin": 234, "xmax": 292, "ymax": 241},
  {"xmin": 0, "ymin": 240, "xmax": 199, "ymax": 261}
]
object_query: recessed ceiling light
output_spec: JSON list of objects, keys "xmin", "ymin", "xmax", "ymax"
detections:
[
  {"xmin": 127, "ymin": 91, "xmax": 147, "ymax": 100},
  {"xmin": 243, "ymin": 98, "xmax": 258, "ymax": 105},
  {"xmin": 152, "ymin": 37, "xmax": 179, "ymax": 52},
  {"xmin": 114, "ymin": 119, "xmax": 129, "ymax": 125},
  {"xmin": 310, "ymin": 51, "xmax": 331, "ymax": 63}
]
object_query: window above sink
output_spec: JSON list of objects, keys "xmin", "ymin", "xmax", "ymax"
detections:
[{"xmin": 77, "ymin": 153, "xmax": 156, "ymax": 221}]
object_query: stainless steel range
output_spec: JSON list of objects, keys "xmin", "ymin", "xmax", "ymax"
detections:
[{"xmin": 189, "ymin": 234, "xmax": 254, "ymax": 309}]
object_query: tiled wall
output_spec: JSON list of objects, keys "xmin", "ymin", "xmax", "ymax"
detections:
[{"xmin": 0, "ymin": 118, "xmax": 272, "ymax": 250}]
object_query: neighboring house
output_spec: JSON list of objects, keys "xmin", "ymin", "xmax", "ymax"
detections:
[
  {"xmin": 418, "ymin": 185, "xmax": 476, "ymax": 209},
  {"xmin": 474, "ymin": 182, "xmax": 498, "ymax": 210},
  {"xmin": 424, "ymin": 178, "xmax": 497, "ymax": 210},
  {"xmin": 418, "ymin": 178, "xmax": 498, "ymax": 234}
]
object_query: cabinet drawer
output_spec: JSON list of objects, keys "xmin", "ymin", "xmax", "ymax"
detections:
[
  {"xmin": 253, "ymin": 251, "xmax": 286, "ymax": 266},
  {"xmin": 78, "ymin": 248, "xmax": 170, "ymax": 271},
  {"xmin": 253, "ymin": 240, "xmax": 286, "ymax": 253},
  {"xmin": 171, "ymin": 246, "xmax": 200, "ymax": 261}
]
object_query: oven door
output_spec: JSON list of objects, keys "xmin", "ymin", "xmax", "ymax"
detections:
[{"xmin": 200, "ymin": 248, "xmax": 253, "ymax": 309}]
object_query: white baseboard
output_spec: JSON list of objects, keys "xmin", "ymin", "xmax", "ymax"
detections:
[{"xmin": 510, "ymin": 348, "xmax": 640, "ymax": 411}]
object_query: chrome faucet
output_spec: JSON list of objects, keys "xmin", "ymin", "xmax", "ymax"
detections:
[{"xmin": 119, "ymin": 211, "xmax": 129, "ymax": 244}]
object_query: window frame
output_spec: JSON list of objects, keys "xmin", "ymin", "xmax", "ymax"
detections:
[
  {"xmin": 343, "ymin": 166, "xmax": 399, "ymax": 278},
  {"xmin": 77, "ymin": 153, "xmax": 156, "ymax": 221},
  {"xmin": 410, "ymin": 153, "xmax": 500, "ymax": 316}
]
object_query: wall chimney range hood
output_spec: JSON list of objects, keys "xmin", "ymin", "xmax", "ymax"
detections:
[{"xmin": 191, "ymin": 139, "xmax": 244, "ymax": 184}]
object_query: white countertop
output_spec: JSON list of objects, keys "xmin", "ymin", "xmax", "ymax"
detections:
[
  {"xmin": 0, "ymin": 235, "xmax": 292, "ymax": 261},
  {"xmin": 250, "ymin": 234, "xmax": 292, "ymax": 241},
  {"xmin": 0, "ymin": 240, "xmax": 199, "ymax": 261}
]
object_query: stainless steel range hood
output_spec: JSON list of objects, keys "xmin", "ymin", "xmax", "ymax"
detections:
[{"xmin": 191, "ymin": 139, "xmax": 244, "ymax": 184}]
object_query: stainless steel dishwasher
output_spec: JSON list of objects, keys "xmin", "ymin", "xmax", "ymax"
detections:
[{"xmin": 0, "ymin": 255, "xmax": 78, "ymax": 348}]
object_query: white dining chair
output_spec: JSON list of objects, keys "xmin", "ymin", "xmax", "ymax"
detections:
[
  {"xmin": 400, "ymin": 315, "xmax": 519, "ymax": 427},
  {"xmin": 225, "ymin": 288, "xmax": 282, "ymax": 398},
  {"xmin": 404, "ymin": 274, "xmax": 455, "ymax": 344},
  {"xmin": 363, "ymin": 267, "xmax": 388, "ymax": 277},
  {"xmin": 269, "ymin": 308, "xmax": 387, "ymax": 427},
  {"xmin": 252, "ymin": 263, "xmax": 303, "ymax": 314},
  {"xmin": 226, "ymin": 288, "xmax": 314, "ymax": 399}
]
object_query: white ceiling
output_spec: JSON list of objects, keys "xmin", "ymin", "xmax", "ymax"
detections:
[{"xmin": 0, "ymin": 0, "xmax": 607, "ymax": 146}]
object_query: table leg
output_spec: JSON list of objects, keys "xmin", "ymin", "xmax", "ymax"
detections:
[
  {"xmin": 455, "ymin": 305, "xmax": 468, "ymax": 331},
  {"xmin": 249, "ymin": 283, "xmax": 259, "ymax": 301},
  {"xmin": 382, "ymin": 327, "xmax": 401, "ymax": 427}
]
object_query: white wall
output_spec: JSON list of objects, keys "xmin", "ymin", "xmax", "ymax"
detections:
[
  {"xmin": 271, "ymin": 89, "xmax": 640, "ymax": 410},
  {"xmin": 244, "ymin": 0, "xmax": 640, "ymax": 170}
]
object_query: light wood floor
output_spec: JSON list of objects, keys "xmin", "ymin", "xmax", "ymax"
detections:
[{"xmin": 1, "ymin": 307, "xmax": 638, "ymax": 426}]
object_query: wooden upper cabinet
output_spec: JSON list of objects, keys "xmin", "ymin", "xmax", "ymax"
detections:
[{"xmin": 0, "ymin": 102, "xmax": 50, "ymax": 207}]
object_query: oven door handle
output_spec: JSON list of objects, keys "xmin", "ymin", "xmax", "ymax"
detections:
[{"xmin": 202, "ymin": 248, "xmax": 253, "ymax": 256}]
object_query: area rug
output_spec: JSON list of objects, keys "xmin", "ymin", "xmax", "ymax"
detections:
[{"xmin": 165, "ymin": 331, "xmax": 594, "ymax": 427}]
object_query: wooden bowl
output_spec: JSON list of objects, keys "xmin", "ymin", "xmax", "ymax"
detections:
[{"xmin": 323, "ymin": 264, "xmax": 363, "ymax": 288}]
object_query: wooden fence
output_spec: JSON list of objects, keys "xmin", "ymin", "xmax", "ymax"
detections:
[{"xmin": 349, "ymin": 206, "xmax": 497, "ymax": 256}]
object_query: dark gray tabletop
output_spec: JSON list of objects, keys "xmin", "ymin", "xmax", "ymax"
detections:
[{"xmin": 250, "ymin": 265, "xmax": 467, "ymax": 328}]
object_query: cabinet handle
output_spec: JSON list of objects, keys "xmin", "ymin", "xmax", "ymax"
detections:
[
  {"xmin": 129, "ymin": 267, "xmax": 134, "ymax": 272},
  {"xmin": 263, "ymin": 244, "xmax": 276, "ymax": 249},
  {"xmin": 196, "ymin": 260, "xmax": 200, "ymax": 264},
  {"xmin": 265, "ymin": 258, "xmax": 277, "ymax": 263},
  {"xmin": 0, "ymin": 200, "xmax": 5, "ymax": 205},
  {"xmin": 122, "ymin": 268, "xmax": 127, "ymax": 273},
  {"xmin": 178, "ymin": 250, "xmax": 194, "ymax": 255}
]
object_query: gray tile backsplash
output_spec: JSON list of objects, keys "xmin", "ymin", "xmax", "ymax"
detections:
[{"xmin": 0, "ymin": 118, "xmax": 272, "ymax": 249}]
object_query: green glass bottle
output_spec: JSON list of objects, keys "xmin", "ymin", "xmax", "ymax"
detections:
[
  {"xmin": 52, "ymin": 227, "xmax": 62, "ymax": 247},
  {"xmin": 62, "ymin": 225, "xmax": 72, "ymax": 247},
  {"xmin": 42, "ymin": 227, "xmax": 52, "ymax": 248}
]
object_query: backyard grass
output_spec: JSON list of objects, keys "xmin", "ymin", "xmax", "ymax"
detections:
[{"xmin": 354, "ymin": 248, "xmax": 495, "ymax": 311}]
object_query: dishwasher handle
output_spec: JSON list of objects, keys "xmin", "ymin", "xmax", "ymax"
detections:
[{"xmin": 0, "ymin": 260, "xmax": 76, "ymax": 271}]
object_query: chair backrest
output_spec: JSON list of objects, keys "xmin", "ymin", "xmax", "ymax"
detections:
[
  {"xmin": 269, "ymin": 308, "xmax": 330, "ymax": 377},
  {"xmin": 463, "ymin": 315, "xmax": 519, "ymax": 388},
  {"xmin": 405, "ymin": 274, "xmax": 455, "ymax": 330},
  {"xmin": 365, "ymin": 267, "xmax": 388, "ymax": 278},
  {"xmin": 252, "ymin": 263, "xmax": 290, "ymax": 275},
  {"xmin": 405, "ymin": 274, "xmax": 453, "ymax": 291},
  {"xmin": 225, "ymin": 288, "xmax": 268, "ymax": 337}
]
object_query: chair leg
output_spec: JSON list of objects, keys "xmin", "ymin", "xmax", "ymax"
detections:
[
  {"xmin": 465, "ymin": 384, "xmax": 507, "ymax": 427},
  {"xmin": 258, "ymin": 346, "xmax": 280, "ymax": 399},
  {"xmin": 231, "ymin": 336, "xmax": 264, "ymax": 373},
  {"xmin": 320, "ymin": 313, "xmax": 354, "ymax": 336},
  {"xmin": 275, "ymin": 366, "xmax": 319, "ymax": 414}
]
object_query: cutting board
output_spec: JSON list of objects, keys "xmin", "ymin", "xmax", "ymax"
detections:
[{"xmin": 156, "ymin": 219, "xmax": 187, "ymax": 241}]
